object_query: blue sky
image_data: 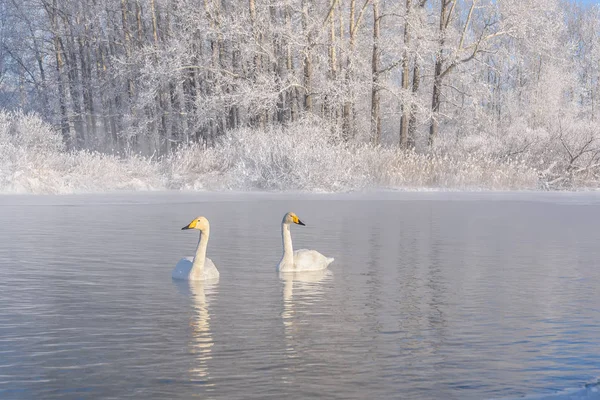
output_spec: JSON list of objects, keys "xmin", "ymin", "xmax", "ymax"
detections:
[{"xmin": 573, "ymin": 0, "xmax": 600, "ymax": 5}]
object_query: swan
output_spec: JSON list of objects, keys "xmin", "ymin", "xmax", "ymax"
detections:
[
  {"xmin": 172, "ymin": 216, "xmax": 220, "ymax": 281},
  {"xmin": 277, "ymin": 212, "xmax": 334, "ymax": 272}
]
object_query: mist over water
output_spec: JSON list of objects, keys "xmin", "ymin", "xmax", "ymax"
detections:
[{"xmin": 1, "ymin": 192, "xmax": 599, "ymax": 399}]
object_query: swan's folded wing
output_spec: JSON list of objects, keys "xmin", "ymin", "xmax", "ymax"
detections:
[
  {"xmin": 293, "ymin": 249, "xmax": 333, "ymax": 271},
  {"xmin": 172, "ymin": 257, "xmax": 193, "ymax": 280},
  {"xmin": 202, "ymin": 257, "xmax": 220, "ymax": 280}
]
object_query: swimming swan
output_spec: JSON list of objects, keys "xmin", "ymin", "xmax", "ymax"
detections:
[
  {"xmin": 172, "ymin": 216, "xmax": 220, "ymax": 281},
  {"xmin": 277, "ymin": 212, "xmax": 334, "ymax": 272}
]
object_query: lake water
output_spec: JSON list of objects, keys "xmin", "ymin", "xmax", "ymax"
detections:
[{"xmin": 1, "ymin": 191, "xmax": 599, "ymax": 399}]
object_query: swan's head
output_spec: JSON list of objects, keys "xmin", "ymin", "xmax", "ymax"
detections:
[
  {"xmin": 182, "ymin": 216, "xmax": 210, "ymax": 231},
  {"xmin": 283, "ymin": 212, "xmax": 305, "ymax": 226}
]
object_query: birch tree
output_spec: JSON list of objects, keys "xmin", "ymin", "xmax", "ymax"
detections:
[
  {"xmin": 370, "ymin": 0, "xmax": 381, "ymax": 144},
  {"xmin": 428, "ymin": 0, "xmax": 510, "ymax": 147}
]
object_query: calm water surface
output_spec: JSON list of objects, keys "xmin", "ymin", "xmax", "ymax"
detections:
[{"xmin": 1, "ymin": 192, "xmax": 599, "ymax": 399}]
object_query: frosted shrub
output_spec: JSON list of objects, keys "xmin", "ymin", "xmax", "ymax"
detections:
[
  {"xmin": 167, "ymin": 122, "xmax": 367, "ymax": 191},
  {"xmin": 0, "ymin": 112, "xmax": 566, "ymax": 194},
  {"xmin": 0, "ymin": 111, "xmax": 165, "ymax": 194},
  {"xmin": 377, "ymin": 149, "xmax": 537, "ymax": 190},
  {"xmin": 0, "ymin": 110, "xmax": 66, "ymax": 192},
  {"xmin": 164, "ymin": 143, "xmax": 234, "ymax": 190},
  {"xmin": 59, "ymin": 151, "xmax": 165, "ymax": 192},
  {"xmin": 0, "ymin": 110, "xmax": 64, "ymax": 153},
  {"xmin": 439, "ymin": 116, "xmax": 600, "ymax": 189},
  {"xmin": 538, "ymin": 119, "xmax": 600, "ymax": 189},
  {"xmin": 167, "ymin": 119, "xmax": 540, "ymax": 192},
  {"xmin": 221, "ymin": 125, "xmax": 362, "ymax": 190}
]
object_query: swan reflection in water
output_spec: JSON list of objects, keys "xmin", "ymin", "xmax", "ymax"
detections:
[
  {"xmin": 280, "ymin": 269, "xmax": 332, "ymax": 362},
  {"xmin": 173, "ymin": 278, "xmax": 219, "ymax": 386}
]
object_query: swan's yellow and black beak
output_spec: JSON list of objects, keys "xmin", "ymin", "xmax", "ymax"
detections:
[
  {"xmin": 181, "ymin": 220, "xmax": 197, "ymax": 230},
  {"xmin": 292, "ymin": 215, "xmax": 305, "ymax": 226}
]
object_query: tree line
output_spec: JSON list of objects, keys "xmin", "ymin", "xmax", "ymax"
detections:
[{"xmin": 1, "ymin": 0, "xmax": 598, "ymax": 158}]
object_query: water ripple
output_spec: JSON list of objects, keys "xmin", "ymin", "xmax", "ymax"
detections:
[{"xmin": 1, "ymin": 193, "xmax": 600, "ymax": 399}]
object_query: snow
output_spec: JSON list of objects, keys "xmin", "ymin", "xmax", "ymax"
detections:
[{"xmin": 0, "ymin": 111, "xmax": 544, "ymax": 194}]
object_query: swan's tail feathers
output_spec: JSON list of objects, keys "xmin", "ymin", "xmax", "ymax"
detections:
[{"xmin": 326, "ymin": 257, "xmax": 335, "ymax": 265}]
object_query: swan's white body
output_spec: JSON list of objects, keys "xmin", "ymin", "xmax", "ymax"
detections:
[
  {"xmin": 277, "ymin": 212, "xmax": 334, "ymax": 272},
  {"xmin": 172, "ymin": 256, "xmax": 220, "ymax": 281},
  {"xmin": 172, "ymin": 217, "xmax": 220, "ymax": 281}
]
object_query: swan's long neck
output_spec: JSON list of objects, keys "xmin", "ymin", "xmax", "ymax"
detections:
[
  {"xmin": 281, "ymin": 223, "xmax": 294, "ymax": 265},
  {"xmin": 191, "ymin": 228, "xmax": 209, "ymax": 280}
]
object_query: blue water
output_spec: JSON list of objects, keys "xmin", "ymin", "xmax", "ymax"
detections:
[{"xmin": 0, "ymin": 191, "xmax": 599, "ymax": 399}]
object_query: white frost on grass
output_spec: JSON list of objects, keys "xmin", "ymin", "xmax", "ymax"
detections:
[
  {"xmin": 0, "ymin": 111, "xmax": 541, "ymax": 194},
  {"xmin": 164, "ymin": 121, "xmax": 539, "ymax": 192},
  {"xmin": 0, "ymin": 111, "xmax": 165, "ymax": 194}
]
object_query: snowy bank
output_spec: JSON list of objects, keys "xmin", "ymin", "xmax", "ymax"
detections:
[{"xmin": 0, "ymin": 111, "xmax": 569, "ymax": 195}]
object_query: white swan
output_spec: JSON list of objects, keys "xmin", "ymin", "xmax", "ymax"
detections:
[
  {"xmin": 172, "ymin": 216, "xmax": 220, "ymax": 281},
  {"xmin": 277, "ymin": 212, "xmax": 334, "ymax": 272}
]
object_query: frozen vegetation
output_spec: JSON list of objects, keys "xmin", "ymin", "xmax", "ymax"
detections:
[
  {"xmin": 4, "ymin": 110, "xmax": 597, "ymax": 194},
  {"xmin": 2, "ymin": 1, "xmax": 600, "ymax": 193}
]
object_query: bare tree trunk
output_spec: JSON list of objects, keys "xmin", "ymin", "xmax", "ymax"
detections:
[
  {"xmin": 177, "ymin": 83, "xmax": 189, "ymax": 146},
  {"xmin": 78, "ymin": 37, "xmax": 93, "ymax": 147},
  {"xmin": 429, "ymin": 65, "xmax": 442, "ymax": 146},
  {"xmin": 202, "ymin": 0, "xmax": 225, "ymax": 142},
  {"xmin": 302, "ymin": 0, "xmax": 313, "ymax": 112},
  {"xmin": 168, "ymin": 2, "xmax": 184, "ymax": 150},
  {"xmin": 429, "ymin": 0, "xmax": 452, "ymax": 147},
  {"xmin": 95, "ymin": 38, "xmax": 109, "ymax": 149},
  {"xmin": 270, "ymin": 4, "xmax": 288, "ymax": 124},
  {"xmin": 370, "ymin": 0, "xmax": 381, "ymax": 145},
  {"xmin": 342, "ymin": 0, "xmax": 369, "ymax": 140},
  {"xmin": 14, "ymin": 0, "xmax": 49, "ymax": 115},
  {"xmin": 18, "ymin": 65, "xmax": 25, "ymax": 108},
  {"xmin": 135, "ymin": 0, "xmax": 143, "ymax": 46},
  {"xmin": 184, "ymin": 27, "xmax": 200, "ymax": 145},
  {"xmin": 46, "ymin": 0, "xmax": 71, "ymax": 148},
  {"xmin": 429, "ymin": 0, "xmax": 489, "ymax": 147},
  {"xmin": 408, "ymin": 60, "xmax": 420, "ymax": 148},
  {"xmin": 399, "ymin": 0, "xmax": 412, "ymax": 148},
  {"xmin": 323, "ymin": 0, "xmax": 337, "ymax": 123},
  {"xmin": 248, "ymin": 0, "xmax": 266, "ymax": 128},
  {"xmin": 63, "ymin": 17, "xmax": 86, "ymax": 148},
  {"xmin": 164, "ymin": 85, "xmax": 174, "ymax": 155},
  {"xmin": 150, "ymin": 0, "xmax": 159, "ymax": 45},
  {"xmin": 342, "ymin": 0, "xmax": 357, "ymax": 140},
  {"xmin": 107, "ymin": 5, "xmax": 125, "ymax": 152},
  {"xmin": 35, "ymin": 50, "xmax": 49, "ymax": 116},
  {"xmin": 249, "ymin": 0, "xmax": 261, "ymax": 72},
  {"xmin": 78, "ymin": 6, "xmax": 97, "ymax": 146},
  {"xmin": 147, "ymin": 0, "xmax": 161, "ymax": 152},
  {"xmin": 121, "ymin": 0, "xmax": 134, "ymax": 99},
  {"xmin": 407, "ymin": 0, "xmax": 427, "ymax": 148},
  {"xmin": 284, "ymin": 0, "xmax": 299, "ymax": 122}
]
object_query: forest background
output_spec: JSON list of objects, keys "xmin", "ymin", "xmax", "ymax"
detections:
[{"xmin": 1, "ymin": 0, "xmax": 599, "ymax": 193}]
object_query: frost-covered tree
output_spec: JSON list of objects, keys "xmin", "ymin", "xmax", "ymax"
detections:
[{"xmin": 0, "ymin": 0, "xmax": 599, "ymax": 191}]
